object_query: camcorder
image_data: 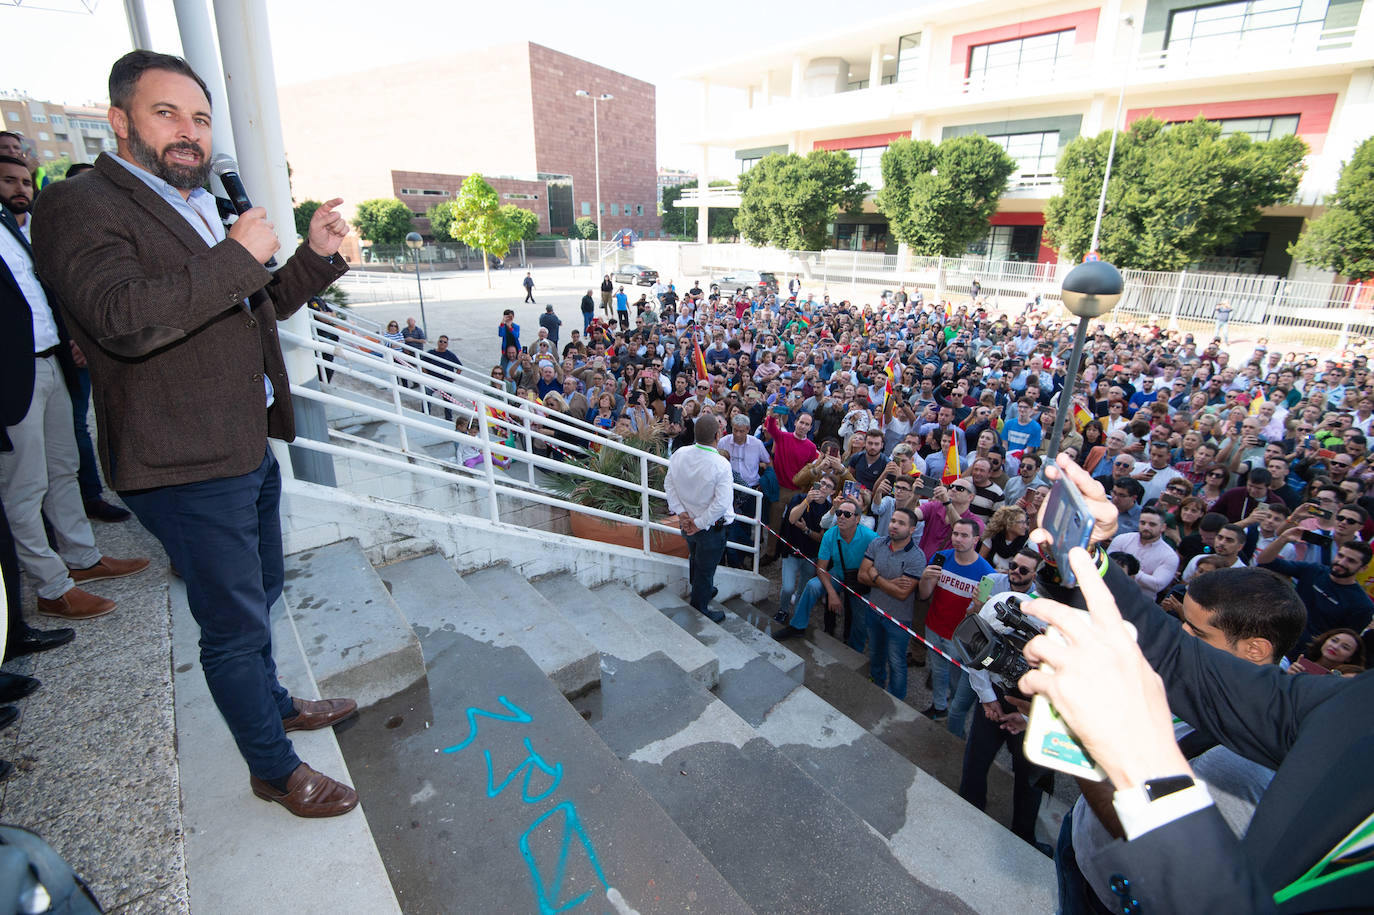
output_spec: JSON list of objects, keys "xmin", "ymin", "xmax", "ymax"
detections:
[{"xmin": 953, "ymin": 591, "xmax": 1043, "ymax": 693}]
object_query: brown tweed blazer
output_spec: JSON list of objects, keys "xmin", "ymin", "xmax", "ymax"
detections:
[{"xmin": 30, "ymin": 153, "xmax": 347, "ymax": 491}]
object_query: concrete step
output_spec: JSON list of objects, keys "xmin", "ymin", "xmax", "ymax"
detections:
[
  {"xmin": 706, "ymin": 612, "xmax": 1057, "ymax": 915},
  {"xmin": 333, "ymin": 619, "xmax": 751, "ymax": 914},
  {"xmin": 586, "ymin": 582, "xmax": 720, "ymax": 688},
  {"xmin": 282, "ymin": 539, "xmax": 426, "ymax": 708},
  {"xmin": 642, "ymin": 588, "xmax": 804, "ymax": 683},
  {"xmin": 171, "ymin": 578, "xmax": 400, "ymax": 914},
  {"xmin": 579, "ymin": 653, "xmax": 966, "ymax": 914},
  {"xmin": 375, "ymin": 553, "xmax": 600, "ymax": 699},
  {"xmin": 532, "ymin": 573, "xmax": 717, "ymax": 689}
]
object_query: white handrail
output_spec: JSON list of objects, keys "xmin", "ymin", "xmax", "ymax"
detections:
[{"xmin": 283, "ymin": 332, "xmax": 765, "ymax": 568}]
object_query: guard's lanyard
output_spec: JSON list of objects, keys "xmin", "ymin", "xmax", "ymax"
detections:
[{"xmin": 1273, "ymin": 810, "xmax": 1374, "ymax": 905}]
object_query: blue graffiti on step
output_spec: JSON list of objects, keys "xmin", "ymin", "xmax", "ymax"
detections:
[{"xmin": 446, "ymin": 695, "xmax": 614, "ymax": 915}]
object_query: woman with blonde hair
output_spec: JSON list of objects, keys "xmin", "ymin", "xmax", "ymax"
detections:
[{"xmin": 980, "ymin": 504, "xmax": 1030, "ymax": 571}]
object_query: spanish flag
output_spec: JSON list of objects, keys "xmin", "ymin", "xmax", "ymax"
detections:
[
  {"xmin": 941, "ymin": 434, "xmax": 961, "ymax": 486},
  {"xmin": 1073, "ymin": 402, "xmax": 1094, "ymax": 432},
  {"xmin": 943, "ymin": 300, "xmax": 953, "ymax": 322},
  {"xmin": 1248, "ymin": 387, "xmax": 1265, "ymax": 416},
  {"xmin": 693, "ymin": 337, "xmax": 709, "ymax": 381},
  {"xmin": 880, "ymin": 353, "xmax": 898, "ymax": 428}
]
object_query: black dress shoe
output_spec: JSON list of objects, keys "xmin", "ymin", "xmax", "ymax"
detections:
[
  {"xmin": 773, "ymin": 625, "xmax": 806, "ymax": 640},
  {"xmin": 85, "ymin": 499, "xmax": 132, "ymax": 522},
  {"xmin": 0, "ymin": 673, "xmax": 40, "ymax": 704},
  {"xmin": 4, "ymin": 626, "xmax": 76, "ymax": 661},
  {"xmin": 699, "ymin": 606, "xmax": 726, "ymax": 624},
  {"xmin": 0, "ymin": 707, "xmax": 18, "ymax": 732}
]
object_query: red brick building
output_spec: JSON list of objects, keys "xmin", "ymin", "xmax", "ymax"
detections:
[{"xmin": 280, "ymin": 43, "xmax": 658, "ymax": 239}]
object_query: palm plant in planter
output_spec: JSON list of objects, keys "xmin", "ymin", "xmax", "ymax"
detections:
[{"xmin": 546, "ymin": 419, "xmax": 688, "ymax": 556}]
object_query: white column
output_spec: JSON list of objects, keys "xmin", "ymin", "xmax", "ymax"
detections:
[
  {"xmin": 868, "ymin": 44, "xmax": 883, "ymax": 88},
  {"xmin": 172, "ymin": 0, "xmax": 237, "ymax": 167},
  {"xmin": 909, "ymin": 116, "xmax": 927, "ymax": 141},
  {"xmin": 122, "ymin": 0, "xmax": 153, "ymax": 49},
  {"xmin": 760, "ymin": 71, "xmax": 771, "ymax": 106},
  {"xmin": 791, "ymin": 56, "xmax": 804, "ymax": 99},
  {"xmin": 212, "ymin": 0, "xmax": 324, "ymax": 482}
]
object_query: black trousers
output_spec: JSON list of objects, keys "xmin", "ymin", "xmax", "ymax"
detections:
[{"xmin": 958, "ymin": 701, "xmax": 1049, "ymax": 845}]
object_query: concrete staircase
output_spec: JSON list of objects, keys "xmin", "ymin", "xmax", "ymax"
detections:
[{"xmin": 266, "ymin": 537, "xmax": 1055, "ymax": 913}]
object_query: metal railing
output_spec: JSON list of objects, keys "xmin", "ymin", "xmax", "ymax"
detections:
[{"xmin": 288, "ymin": 311, "xmax": 764, "ymax": 570}]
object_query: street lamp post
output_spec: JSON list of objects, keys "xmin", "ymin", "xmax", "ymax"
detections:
[
  {"xmin": 405, "ymin": 231, "xmax": 429, "ymax": 339},
  {"xmin": 1045, "ymin": 15, "xmax": 1134, "ymax": 461},
  {"xmin": 574, "ymin": 89, "xmax": 613, "ymax": 279}
]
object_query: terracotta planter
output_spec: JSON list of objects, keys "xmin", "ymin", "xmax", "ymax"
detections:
[{"xmin": 568, "ymin": 510, "xmax": 689, "ymax": 558}]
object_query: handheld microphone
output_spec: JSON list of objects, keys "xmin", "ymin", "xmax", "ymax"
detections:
[{"xmin": 210, "ymin": 153, "xmax": 277, "ymax": 268}]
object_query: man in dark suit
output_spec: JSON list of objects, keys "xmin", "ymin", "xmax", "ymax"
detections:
[
  {"xmin": 0, "ymin": 156, "xmax": 149, "ymax": 624},
  {"xmin": 31, "ymin": 51, "xmax": 358, "ymax": 819},
  {"xmin": 1020, "ymin": 457, "xmax": 1371, "ymax": 913}
]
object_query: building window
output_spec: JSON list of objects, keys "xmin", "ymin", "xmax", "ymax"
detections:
[
  {"xmin": 739, "ymin": 156, "xmax": 761, "ymax": 175},
  {"xmin": 32, "ymin": 114, "xmax": 47, "ymax": 123},
  {"xmin": 5, "ymin": 112, "xmax": 18, "ymax": 122},
  {"xmin": 846, "ymin": 79, "xmax": 869, "ymax": 91},
  {"xmin": 985, "ymin": 131, "xmax": 1060, "ymax": 185},
  {"xmin": 38, "ymin": 132, "xmax": 49, "ymax": 141},
  {"xmin": 845, "ymin": 146, "xmax": 888, "ymax": 191},
  {"xmin": 1166, "ymin": 0, "xmax": 1329, "ymax": 58},
  {"xmin": 896, "ymin": 32, "xmax": 923, "ymax": 83},
  {"xmin": 54, "ymin": 133, "xmax": 68, "ymax": 142},
  {"xmin": 50, "ymin": 115, "xmax": 64, "ymax": 125},
  {"xmin": 610, "ymin": 203, "xmax": 618, "ymax": 216},
  {"xmin": 582, "ymin": 201, "xmax": 591, "ymax": 216},
  {"xmin": 636, "ymin": 204, "xmax": 643, "ymax": 216},
  {"xmin": 967, "ymin": 224, "xmax": 1043, "ymax": 261},
  {"xmin": 399, "ymin": 188, "xmax": 449, "ymax": 196},
  {"xmin": 503, "ymin": 192, "xmax": 539, "ymax": 200},
  {"xmin": 43, "ymin": 150, "xmax": 54, "ymax": 159},
  {"xmin": 1213, "ymin": 114, "xmax": 1301, "ymax": 141},
  {"xmin": 967, "ymin": 29, "xmax": 1075, "ymax": 84}
]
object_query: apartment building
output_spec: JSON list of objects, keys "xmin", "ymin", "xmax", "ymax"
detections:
[
  {"xmin": 680, "ymin": 0, "xmax": 1374, "ymax": 275},
  {"xmin": 0, "ymin": 95, "xmax": 117, "ymax": 167}
]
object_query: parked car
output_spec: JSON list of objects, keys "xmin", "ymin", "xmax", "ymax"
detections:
[
  {"xmin": 714, "ymin": 269, "xmax": 778, "ymax": 295},
  {"xmin": 611, "ymin": 264, "xmax": 659, "ymax": 286}
]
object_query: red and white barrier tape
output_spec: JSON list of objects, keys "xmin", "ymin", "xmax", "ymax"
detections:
[{"xmin": 759, "ymin": 520, "xmax": 967, "ymax": 671}]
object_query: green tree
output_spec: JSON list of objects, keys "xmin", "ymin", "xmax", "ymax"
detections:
[
  {"xmin": 1290, "ymin": 136, "xmax": 1374, "ymax": 281},
  {"xmin": 875, "ymin": 136, "xmax": 1017, "ymax": 257},
  {"xmin": 1044, "ymin": 116, "xmax": 1307, "ymax": 270},
  {"xmin": 426, "ymin": 201, "xmax": 455, "ymax": 241},
  {"xmin": 736, "ymin": 151, "xmax": 868, "ymax": 250},
  {"xmin": 294, "ymin": 199, "xmax": 323, "ymax": 239},
  {"xmin": 660, "ymin": 180, "xmax": 738, "ymax": 239},
  {"xmin": 569, "ymin": 216, "xmax": 598, "ymax": 240},
  {"xmin": 448, "ymin": 174, "xmax": 526, "ymax": 288},
  {"xmin": 499, "ymin": 204, "xmax": 540, "ymax": 241},
  {"xmin": 46, "ymin": 156, "xmax": 72, "ymax": 180},
  {"xmin": 353, "ymin": 197, "xmax": 415, "ymax": 245}
]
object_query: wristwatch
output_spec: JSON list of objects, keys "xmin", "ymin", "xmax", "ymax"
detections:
[
  {"xmin": 1143, "ymin": 774, "xmax": 1195, "ymax": 802},
  {"xmin": 1112, "ymin": 773, "xmax": 1212, "ymax": 841}
]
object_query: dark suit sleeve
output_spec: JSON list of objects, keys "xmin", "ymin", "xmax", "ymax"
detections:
[
  {"xmin": 1101, "ymin": 561, "xmax": 1346, "ymax": 770},
  {"xmin": 1092, "ymin": 807, "xmax": 1276, "ymax": 914}
]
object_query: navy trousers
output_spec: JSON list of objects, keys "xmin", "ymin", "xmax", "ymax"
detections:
[
  {"xmin": 685, "ymin": 522, "xmax": 726, "ymax": 613},
  {"xmin": 122, "ymin": 448, "xmax": 300, "ymax": 782}
]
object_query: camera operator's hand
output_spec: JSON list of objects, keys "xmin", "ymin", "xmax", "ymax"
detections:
[
  {"xmin": 1031, "ymin": 454, "xmax": 1119, "ymax": 549},
  {"xmin": 1019, "ymin": 548, "xmax": 1192, "ymax": 790}
]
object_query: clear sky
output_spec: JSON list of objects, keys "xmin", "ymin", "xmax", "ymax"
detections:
[{"xmin": 3, "ymin": 0, "xmax": 924, "ymax": 172}]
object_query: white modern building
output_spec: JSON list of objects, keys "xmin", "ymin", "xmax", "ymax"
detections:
[{"xmin": 678, "ymin": 0, "xmax": 1374, "ymax": 276}]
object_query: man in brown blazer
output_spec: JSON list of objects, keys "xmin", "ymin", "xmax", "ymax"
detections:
[{"xmin": 32, "ymin": 51, "xmax": 358, "ymax": 818}]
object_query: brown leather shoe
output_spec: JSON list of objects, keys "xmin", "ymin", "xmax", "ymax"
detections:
[
  {"xmin": 69, "ymin": 555, "xmax": 150, "ymax": 584},
  {"xmin": 250, "ymin": 763, "xmax": 358, "ymax": 818},
  {"xmin": 37, "ymin": 587, "xmax": 116, "ymax": 620},
  {"xmin": 283, "ymin": 696, "xmax": 358, "ymax": 733}
]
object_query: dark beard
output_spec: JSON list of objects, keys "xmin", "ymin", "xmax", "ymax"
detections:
[
  {"xmin": 0, "ymin": 194, "xmax": 29, "ymax": 214},
  {"xmin": 126, "ymin": 120, "xmax": 210, "ymax": 190}
]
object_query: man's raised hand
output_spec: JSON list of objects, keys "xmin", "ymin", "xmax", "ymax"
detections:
[
  {"xmin": 227, "ymin": 206, "xmax": 280, "ymax": 265},
  {"xmin": 308, "ymin": 197, "xmax": 349, "ymax": 258}
]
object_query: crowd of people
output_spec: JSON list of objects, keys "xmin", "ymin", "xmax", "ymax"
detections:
[{"xmin": 480, "ymin": 270, "xmax": 1372, "ymax": 908}]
